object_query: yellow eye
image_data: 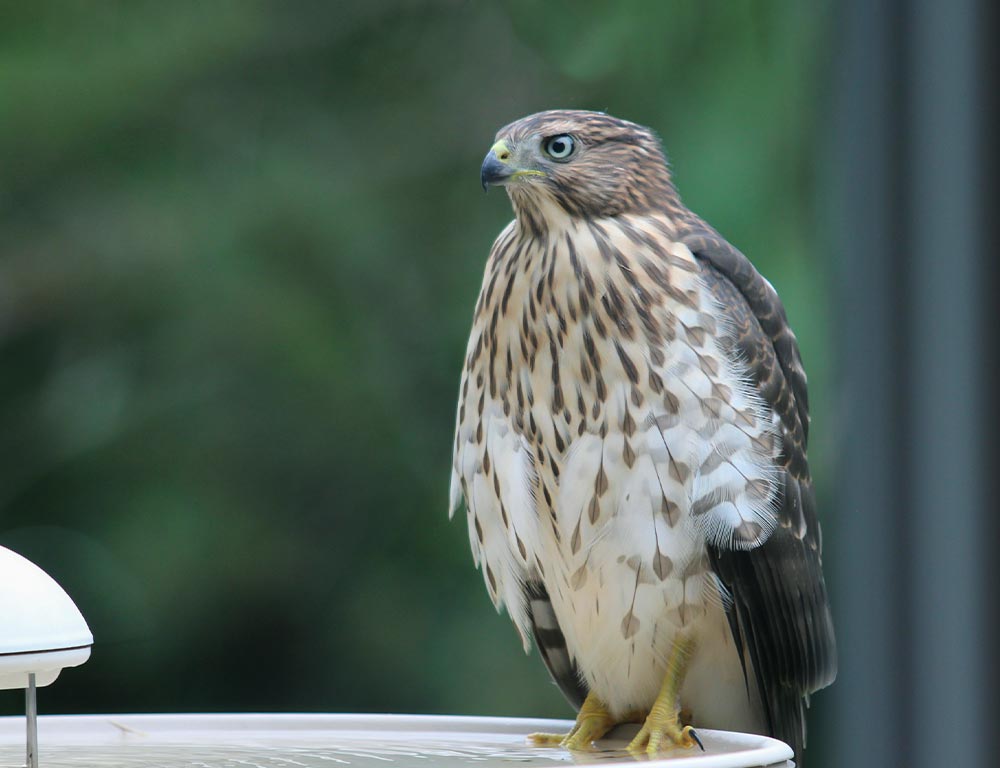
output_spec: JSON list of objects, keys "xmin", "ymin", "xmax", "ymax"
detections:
[{"xmin": 543, "ymin": 134, "xmax": 576, "ymax": 160}]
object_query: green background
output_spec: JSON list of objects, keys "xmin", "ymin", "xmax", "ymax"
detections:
[{"xmin": 0, "ymin": 0, "xmax": 834, "ymax": 758}]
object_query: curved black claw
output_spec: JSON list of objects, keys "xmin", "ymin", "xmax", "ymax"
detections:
[{"xmin": 689, "ymin": 729, "xmax": 705, "ymax": 752}]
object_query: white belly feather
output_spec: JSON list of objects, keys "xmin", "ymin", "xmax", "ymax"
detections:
[{"xmin": 451, "ymin": 213, "xmax": 777, "ymax": 729}]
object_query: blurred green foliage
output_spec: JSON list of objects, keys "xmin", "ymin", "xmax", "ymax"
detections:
[{"xmin": 0, "ymin": 0, "xmax": 832, "ymax": 738}]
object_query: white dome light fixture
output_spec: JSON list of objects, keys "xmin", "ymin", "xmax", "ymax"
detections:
[{"xmin": 0, "ymin": 545, "xmax": 93, "ymax": 768}]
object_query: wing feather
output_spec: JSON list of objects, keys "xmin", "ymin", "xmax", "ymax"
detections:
[{"xmin": 685, "ymin": 230, "xmax": 836, "ymax": 764}]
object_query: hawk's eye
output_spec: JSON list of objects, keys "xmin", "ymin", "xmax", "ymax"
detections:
[{"xmin": 543, "ymin": 135, "xmax": 576, "ymax": 160}]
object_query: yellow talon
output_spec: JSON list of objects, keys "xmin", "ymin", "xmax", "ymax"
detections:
[
  {"xmin": 528, "ymin": 691, "xmax": 618, "ymax": 750},
  {"xmin": 627, "ymin": 633, "xmax": 703, "ymax": 754},
  {"xmin": 629, "ymin": 719, "xmax": 701, "ymax": 753},
  {"xmin": 526, "ymin": 732, "xmax": 565, "ymax": 746}
]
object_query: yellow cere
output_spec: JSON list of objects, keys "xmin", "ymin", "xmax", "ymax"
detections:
[{"xmin": 490, "ymin": 140, "xmax": 511, "ymax": 162}]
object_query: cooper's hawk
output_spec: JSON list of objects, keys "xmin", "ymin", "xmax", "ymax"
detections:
[{"xmin": 449, "ymin": 110, "xmax": 836, "ymax": 763}]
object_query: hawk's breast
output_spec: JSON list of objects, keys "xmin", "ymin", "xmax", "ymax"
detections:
[{"xmin": 451, "ymin": 212, "xmax": 779, "ymax": 723}]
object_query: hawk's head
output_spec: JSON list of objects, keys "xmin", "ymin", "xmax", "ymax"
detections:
[{"xmin": 481, "ymin": 110, "xmax": 676, "ymax": 220}]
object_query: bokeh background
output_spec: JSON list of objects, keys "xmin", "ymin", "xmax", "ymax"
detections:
[{"xmin": 1, "ymin": 3, "xmax": 995, "ymax": 768}]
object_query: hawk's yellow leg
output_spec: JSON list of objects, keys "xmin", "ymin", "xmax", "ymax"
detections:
[
  {"xmin": 627, "ymin": 633, "xmax": 703, "ymax": 754},
  {"xmin": 528, "ymin": 691, "xmax": 622, "ymax": 749}
]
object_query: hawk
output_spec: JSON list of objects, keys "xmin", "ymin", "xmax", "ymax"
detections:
[{"xmin": 449, "ymin": 110, "xmax": 836, "ymax": 763}]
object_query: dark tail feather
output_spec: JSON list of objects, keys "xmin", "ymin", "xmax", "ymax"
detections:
[{"xmin": 524, "ymin": 581, "xmax": 588, "ymax": 709}]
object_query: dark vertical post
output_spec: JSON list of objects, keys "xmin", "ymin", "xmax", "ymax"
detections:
[
  {"xmin": 905, "ymin": 1, "xmax": 985, "ymax": 766},
  {"xmin": 828, "ymin": 1, "xmax": 906, "ymax": 765},
  {"xmin": 831, "ymin": 1, "xmax": 989, "ymax": 767},
  {"xmin": 983, "ymin": 0, "xmax": 1000, "ymax": 748}
]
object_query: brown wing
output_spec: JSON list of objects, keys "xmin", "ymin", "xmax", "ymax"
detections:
[{"xmin": 684, "ymin": 230, "xmax": 837, "ymax": 764}]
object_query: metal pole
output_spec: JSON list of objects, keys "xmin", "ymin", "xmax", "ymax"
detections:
[
  {"xmin": 828, "ymin": 3, "xmax": 905, "ymax": 764},
  {"xmin": 906, "ymin": 1, "xmax": 985, "ymax": 765},
  {"xmin": 832, "ymin": 1, "xmax": 989, "ymax": 766},
  {"xmin": 25, "ymin": 673, "xmax": 37, "ymax": 768}
]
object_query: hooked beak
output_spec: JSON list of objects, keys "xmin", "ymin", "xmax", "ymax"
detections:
[{"xmin": 480, "ymin": 140, "xmax": 513, "ymax": 191}]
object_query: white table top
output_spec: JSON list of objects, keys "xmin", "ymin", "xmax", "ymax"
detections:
[{"xmin": 0, "ymin": 713, "xmax": 793, "ymax": 768}]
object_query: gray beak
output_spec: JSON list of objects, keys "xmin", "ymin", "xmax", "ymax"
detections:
[{"xmin": 480, "ymin": 150, "xmax": 512, "ymax": 192}]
